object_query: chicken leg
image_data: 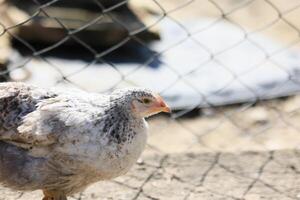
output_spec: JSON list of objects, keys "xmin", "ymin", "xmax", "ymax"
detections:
[{"xmin": 42, "ymin": 190, "xmax": 67, "ymax": 200}]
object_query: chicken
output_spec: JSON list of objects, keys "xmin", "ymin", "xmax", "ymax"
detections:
[{"xmin": 0, "ymin": 82, "xmax": 170, "ymax": 200}]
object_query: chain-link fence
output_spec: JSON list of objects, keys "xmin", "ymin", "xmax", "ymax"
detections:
[{"xmin": 1, "ymin": 0, "xmax": 300, "ymax": 199}]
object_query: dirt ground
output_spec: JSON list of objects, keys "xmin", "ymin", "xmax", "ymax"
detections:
[{"xmin": 145, "ymin": 94, "xmax": 300, "ymax": 154}]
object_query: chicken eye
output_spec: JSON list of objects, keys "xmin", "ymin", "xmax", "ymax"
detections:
[{"xmin": 142, "ymin": 98, "xmax": 151, "ymax": 104}]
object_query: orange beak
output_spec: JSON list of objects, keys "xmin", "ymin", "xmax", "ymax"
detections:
[{"xmin": 154, "ymin": 94, "xmax": 171, "ymax": 113}]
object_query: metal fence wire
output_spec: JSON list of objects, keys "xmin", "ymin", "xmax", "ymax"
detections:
[{"xmin": 2, "ymin": 0, "xmax": 300, "ymax": 199}]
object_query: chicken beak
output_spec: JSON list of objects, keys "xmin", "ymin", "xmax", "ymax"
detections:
[{"xmin": 154, "ymin": 94, "xmax": 171, "ymax": 113}]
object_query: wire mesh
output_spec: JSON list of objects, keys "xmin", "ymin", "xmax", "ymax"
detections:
[{"xmin": 1, "ymin": 0, "xmax": 300, "ymax": 199}]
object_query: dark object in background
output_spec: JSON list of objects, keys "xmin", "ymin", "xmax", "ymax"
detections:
[
  {"xmin": 9, "ymin": 0, "xmax": 160, "ymax": 51},
  {"xmin": 0, "ymin": 62, "xmax": 9, "ymax": 82}
]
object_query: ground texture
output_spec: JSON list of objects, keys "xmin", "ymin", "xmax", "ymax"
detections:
[{"xmin": 1, "ymin": 150, "xmax": 300, "ymax": 200}]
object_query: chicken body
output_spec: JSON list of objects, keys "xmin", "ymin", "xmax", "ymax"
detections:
[{"xmin": 0, "ymin": 82, "xmax": 149, "ymax": 197}]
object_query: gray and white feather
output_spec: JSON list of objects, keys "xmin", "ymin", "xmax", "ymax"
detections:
[{"xmin": 0, "ymin": 82, "xmax": 170, "ymax": 199}]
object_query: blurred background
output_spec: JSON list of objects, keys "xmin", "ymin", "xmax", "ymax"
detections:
[{"xmin": 2, "ymin": 0, "xmax": 300, "ymax": 199}]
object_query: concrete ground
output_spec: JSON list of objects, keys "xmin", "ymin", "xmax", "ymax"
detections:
[{"xmin": 1, "ymin": 150, "xmax": 300, "ymax": 200}]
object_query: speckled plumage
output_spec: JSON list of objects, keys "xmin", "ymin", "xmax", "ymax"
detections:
[{"xmin": 0, "ymin": 82, "xmax": 152, "ymax": 196}]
